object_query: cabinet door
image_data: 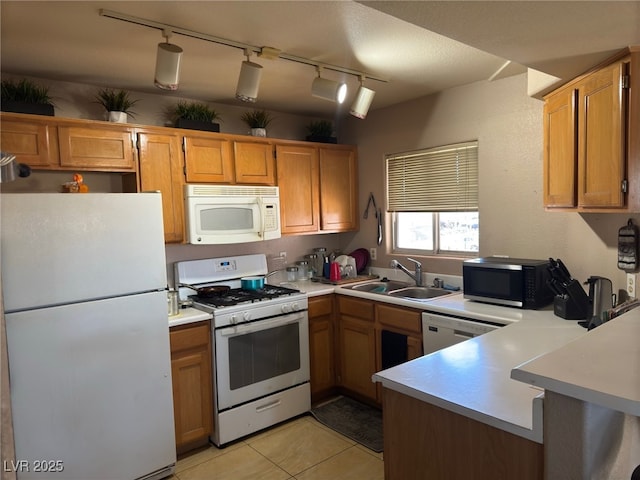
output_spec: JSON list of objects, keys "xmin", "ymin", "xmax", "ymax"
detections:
[
  {"xmin": 0, "ymin": 114, "xmax": 59, "ymax": 167},
  {"xmin": 308, "ymin": 296, "xmax": 336, "ymax": 401},
  {"xmin": 183, "ymin": 136, "xmax": 234, "ymax": 183},
  {"xmin": 578, "ymin": 61, "xmax": 627, "ymax": 208},
  {"xmin": 170, "ymin": 322, "xmax": 213, "ymax": 451},
  {"xmin": 234, "ymin": 141, "xmax": 275, "ymax": 184},
  {"xmin": 543, "ymin": 88, "xmax": 578, "ymax": 207},
  {"xmin": 319, "ymin": 147, "xmax": 359, "ymax": 231},
  {"xmin": 58, "ymin": 125, "xmax": 136, "ymax": 171},
  {"xmin": 276, "ymin": 144, "xmax": 320, "ymax": 234},
  {"xmin": 138, "ymin": 132, "xmax": 184, "ymax": 243},
  {"xmin": 338, "ymin": 316, "xmax": 377, "ymax": 401}
]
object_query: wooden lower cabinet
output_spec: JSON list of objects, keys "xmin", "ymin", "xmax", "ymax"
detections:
[
  {"xmin": 382, "ymin": 387, "xmax": 543, "ymax": 480},
  {"xmin": 169, "ymin": 321, "xmax": 214, "ymax": 454},
  {"xmin": 308, "ymin": 295, "xmax": 336, "ymax": 403},
  {"xmin": 336, "ymin": 296, "xmax": 424, "ymax": 404},
  {"xmin": 336, "ymin": 296, "xmax": 377, "ymax": 402}
]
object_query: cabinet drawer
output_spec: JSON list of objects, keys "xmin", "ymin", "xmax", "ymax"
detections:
[
  {"xmin": 338, "ymin": 296, "xmax": 373, "ymax": 320},
  {"xmin": 170, "ymin": 321, "xmax": 210, "ymax": 353},
  {"xmin": 376, "ymin": 304, "xmax": 421, "ymax": 334},
  {"xmin": 308, "ymin": 295, "xmax": 333, "ymax": 318}
]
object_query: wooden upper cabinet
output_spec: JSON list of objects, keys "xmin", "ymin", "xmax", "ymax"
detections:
[
  {"xmin": 543, "ymin": 48, "xmax": 638, "ymax": 212},
  {"xmin": 183, "ymin": 136, "xmax": 234, "ymax": 183},
  {"xmin": 233, "ymin": 141, "xmax": 275, "ymax": 185},
  {"xmin": 577, "ymin": 60, "xmax": 627, "ymax": 208},
  {"xmin": 319, "ymin": 147, "xmax": 359, "ymax": 231},
  {"xmin": 137, "ymin": 132, "xmax": 185, "ymax": 243},
  {"xmin": 276, "ymin": 144, "xmax": 320, "ymax": 234},
  {"xmin": 0, "ymin": 114, "xmax": 59, "ymax": 167},
  {"xmin": 58, "ymin": 125, "xmax": 136, "ymax": 171},
  {"xmin": 543, "ymin": 87, "xmax": 577, "ymax": 207}
]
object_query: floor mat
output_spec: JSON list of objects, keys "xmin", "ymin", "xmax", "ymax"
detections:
[{"xmin": 310, "ymin": 396, "xmax": 383, "ymax": 452}]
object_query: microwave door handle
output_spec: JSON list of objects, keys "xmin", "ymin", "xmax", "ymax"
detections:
[{"xmin": 256, "ymin": 196, "xmax": 264, "ymax": 238}]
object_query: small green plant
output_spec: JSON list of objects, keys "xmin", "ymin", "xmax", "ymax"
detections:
[
  {"xmin": 172, "ymin": 101, "xmax": 221, "ymax": 123},
  {"xmin": 1, "ymin": 78, "xmax": 53, "ymax": 105},
  {"xmin": 94, "ymin": 88, "xmax": 139, "ymax": 117},
  {"xmin": 240, "ymin": 109, "xmax": 273, "ymax": 129},
  {"xmin": 306, "ymin": 120, "xmax": 334, "ymax": 137}
]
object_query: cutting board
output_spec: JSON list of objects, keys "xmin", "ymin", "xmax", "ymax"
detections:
[{"xmin": 313, "ymin": 275, "xmax": 379, "ymax": 286}]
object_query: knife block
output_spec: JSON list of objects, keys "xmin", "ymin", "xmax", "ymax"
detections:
[{"xmin": 553, "ymin": 280, "xmax": 590, "ymax": 320}]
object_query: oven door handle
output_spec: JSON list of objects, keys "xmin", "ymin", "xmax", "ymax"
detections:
[{"xmin": 217, "ymin": 314, "xmax": 304, "ymax": 337}]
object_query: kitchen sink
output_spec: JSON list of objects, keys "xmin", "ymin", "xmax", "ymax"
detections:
[
  {"xmin": 346, "ymin": 280, "xmax": 410, "ymax": 293},
  {"xmin": 387, "ymin": 286, "xmax": 453, "ymax": 300}
]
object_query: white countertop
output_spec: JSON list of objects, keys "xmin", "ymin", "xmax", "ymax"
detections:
[
  {"xmin": 512, "ymin": 308, "xmax": 640, "ymax": 417},
  {"xmin": 168, "ymin": 306, "xmax": 212, "ymax": 328},
  {"xmin": 372, "ymin": 294, "xmax": 586, "ymax": 443}
]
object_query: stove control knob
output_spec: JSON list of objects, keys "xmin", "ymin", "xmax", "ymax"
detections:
[
  {"xmin": 230, "ymin": 315, "xmax": 238, "ymax": 325},
  {"xmin": 281, "ymin": 303, "xmax": 291, "ymax": 314},
  {"xmin": 243, "ymin": 311, "xmax": 251, "ymax": 321},
  {"xmin": 291, "ymin": 302, "xmax": 299, "ymax": 311}
]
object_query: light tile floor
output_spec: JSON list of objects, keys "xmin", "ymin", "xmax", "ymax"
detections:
[{"xmin": 171, "ymin": 414, "xmax": 384, "ymax": 480}]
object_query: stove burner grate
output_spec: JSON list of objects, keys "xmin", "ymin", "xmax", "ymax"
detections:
[{"xmin": 190, "ymin": 285, "xmax": 300, "ymax": 308}]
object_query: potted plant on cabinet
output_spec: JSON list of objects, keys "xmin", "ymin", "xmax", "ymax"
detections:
[
  {"xmin": 306, "ymin": 120, "xmax": 337, "ymax": 143},
  {"xmin": 240, "ymin": 109, "xmax": 273, "ymax": 137},
  {"xmin": 171, "ymin": 101, "xmax": 222, "ymax": 132},
  {"xmin": 1, "ymin": 78, "xmax": 55, "ymax": 116},
  {"xmin": 94, "ymin": 88, "xmax": 139, "ymax": 123}
]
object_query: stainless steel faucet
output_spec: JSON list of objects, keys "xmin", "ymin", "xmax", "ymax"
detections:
[{"xmin": 390, "ymin": 258, "xmax": 423, "ymax": 286}]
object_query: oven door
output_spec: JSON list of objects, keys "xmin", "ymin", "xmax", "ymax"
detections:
[{"xmin": 215, "ymin": 311, "xmax": 310, "ymax": 411}]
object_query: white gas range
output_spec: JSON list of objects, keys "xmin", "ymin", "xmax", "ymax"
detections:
[{"xmin": 175, "ymin": 254, "xmax": 310, "ymax": 447}]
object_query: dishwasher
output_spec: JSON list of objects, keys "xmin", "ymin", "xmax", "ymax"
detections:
[{"xmin": 422, "ymin": 312, "xmax": 503, "ymax": 355}]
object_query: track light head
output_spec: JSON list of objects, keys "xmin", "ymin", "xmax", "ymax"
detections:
[
  {"xmin": 154, "ymin": 30, "xmax": 183, "ymax": 91},
  {"xmin": 311, "ymin": 68, "xmax": 347, "ymax": 104},
  {"xmin": 350, "ymin": 79, "xmax": 376, "ymax": 119},
  {"xmin": 236, "ymin": 51, "xmax": 263, "ymax": 103}
]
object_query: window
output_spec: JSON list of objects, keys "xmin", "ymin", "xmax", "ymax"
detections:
[{"xmin": 386, "ymin": 141, "xmax": 479, "ymax": 255}]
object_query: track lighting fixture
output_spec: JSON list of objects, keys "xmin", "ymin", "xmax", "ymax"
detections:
[
  {"xmin": 236, "ymin": 49, "xmax": 263, "ymax": 103},
  {"xmin": 154, "ymin": 30, "xmax": 183, "ymax": 91},
  {"xmin": 311, "ymin": 67, "xmax": 347, "ymax": 104},
  {"xmin": 101, "ymin": 9, "xmax": 387, "ymax": 112},
  {"xmin": 350, "ymin": 76, "xmax": 376, "ymax": 119}
]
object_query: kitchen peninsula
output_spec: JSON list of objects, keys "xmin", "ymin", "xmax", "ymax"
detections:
[{"xmin": 371, "ymin": 294, "xmax": 639, "ymax": 480}]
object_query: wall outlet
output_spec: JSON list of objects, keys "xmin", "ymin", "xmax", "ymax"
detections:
[
  {"xmin": 369, "ymin": 248, "xmax": 377, "ymax": 261},
  {"xmin": 627, "ymin": 273, "xmax": 637, "ymax": 299}
]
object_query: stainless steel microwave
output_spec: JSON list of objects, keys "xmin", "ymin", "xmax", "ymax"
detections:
[
  {"xmin": 463, "ymin": 257, "xmax": 554, "ymax": 309},
  {"xmin": 184, "ymin": 184, "xmax": 281, "ymax": 244}
]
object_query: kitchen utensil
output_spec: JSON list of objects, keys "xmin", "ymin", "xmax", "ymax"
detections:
[
  {"xmin": 363, "ymin": 193, "xmax": 383, "ymax": 245},
  {"xmin": 167, "ymin": 290, "xmax": 179, "ymax": 316},
  {"xmin": 335, "ymin": 254, "xmax": 349, "ymax": 266},
  {"xmin": 349, "ymin": 248, "xmax": 370, "ymax": 274},
  {"xmin": 180, "ymin": 282, "xmax": 231, "ymax": 297},
  {"xmin": 329, "ymin": 262, "xmax": 341, "ymax": 282},
  {"xmin": 241, "ymin": 276, "xmax": 265, "ymax": 290},
  {"xmin": 585, "ymin": 276, "xmax": 615, "ymax": 329},
  {"xmin": 617, "ymin": 219, "xmax": 639, "ymax": 272},
  {"xmin": 295, "ymin": 261, "xmax": 309, "ymax": 280}
]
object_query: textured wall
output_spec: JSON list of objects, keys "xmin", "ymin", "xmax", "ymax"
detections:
[{"xmin": 342, "ymin": 73, "xmax": 640, "ymax": 295}]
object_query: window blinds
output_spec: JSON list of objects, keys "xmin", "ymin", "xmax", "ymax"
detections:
[{"xmin": 386, "ymin": 140, "xmax": 478, "ymax": 212}]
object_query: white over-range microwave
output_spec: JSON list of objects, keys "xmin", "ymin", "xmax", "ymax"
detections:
[{"xmin": 185, "ymin": 184, "xmax": 281, "ymax": 244}]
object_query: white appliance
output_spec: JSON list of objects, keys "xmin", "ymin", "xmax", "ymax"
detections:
[
  {"xmin": 422, "ymin": 312, "xmax": 502, "ymax": 355},
  {"xmin": 2, "ymin": 193, "xmax": 176, "ymax": 480},
  {"xmin": 175, "ymin": 254, "xmax": 310, "ymax": 447},
  {"xmin": 184, "ymin": 184, "xmax": 281, "ymax": 245}
]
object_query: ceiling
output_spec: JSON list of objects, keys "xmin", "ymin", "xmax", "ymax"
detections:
[{"xmin": 1, "ymin": 1, "xmax": 639, "ymax": 118}]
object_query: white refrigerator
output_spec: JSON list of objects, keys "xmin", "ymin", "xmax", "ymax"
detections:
[{"xmin": 1, "ymin": 193, "xmax": 176, "ymax": 480}]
